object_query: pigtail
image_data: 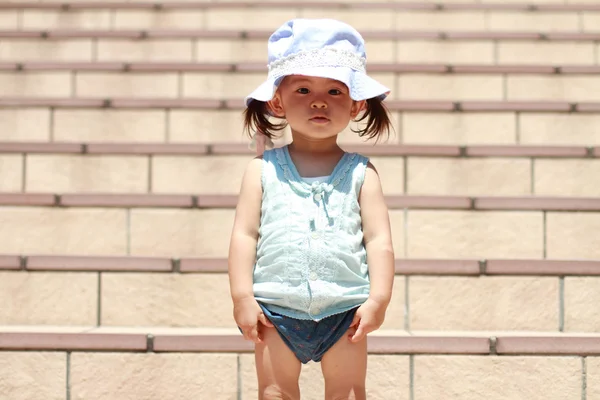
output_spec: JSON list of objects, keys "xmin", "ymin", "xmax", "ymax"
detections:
[
  {"xmin": 243, "ymin": 100, "xmax": 288, "ymax": 140},
  {"xmin": 353, "ymin": 97, "xmax": 393, "ymax": 142}
]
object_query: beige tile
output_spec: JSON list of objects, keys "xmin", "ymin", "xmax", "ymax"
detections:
[
  {"xmin": 589, "ymin": 358, "xmax": 600, "ymax": 399},
  {"xmin": 0, "ymin": 12, "xmax": 18, "ymax": 29},
  {"xmin": 114, "ymin": 10, "xmax": 204, "ymax": 29},
  {"xmin": 169, "ymin": 110, "xmax": 250, "ymax": 143},
  {"xmin": 76, "ymin": 73, "xmax": 178, "ymax": 98},
  {"xmin": 70, "ymin": 353, "xmax": 238, "ymax": 400},
  {"xmin": 206, "ymin": 9, "xmax": 297, "ymax": 30},
  {"xmin": 396, "ymin": 11, "xmax": 486, "ymax": 31},
  {"xmin": 0, "ymin": 207, "xmax": 127, "ymax": 255},
  {"xmin": 498, "ymin": 42, "xmax": 595, "ymax": 65},
  {"xmin": 381, "ymin": 276, "xmax": 406, "ymax": 330},
  {"xmin": 410, "ymin": 276, "xmax": 558, "ymax": 330},
  {"xmin": 338, "ymin": 111, "xmax": 401, "ymax": 145},
  {"xmin": 196, "ymin": 39, "xmax": 267, "ymax": 63},
  {"xmin": 408, "ymin": 158, "xmax": 531, "ymax": 196},
  {"xmin": 0, "ymin": 39, "xmax": 93, "ymax": 62},
  {"xmin": 508, "ymin": 76, "xmax": 600, "ymax": 101},
  {"xmin": 54, "ymin": 110, "xmax": 166, "ymax": 143},
  {"xmin": 130, "ymin": 209, "xmax": 234, "ymax": 257},
  {"xmin": 582, "ymin": 13, "xmax": 600, "ymax": 31},
  {"xmin": 26, "ymin": 155, "xmax": 149, "ymax": 193},
  {"xmin": 402, "ymin": 112, "xmax": 516, "ymax": 144},
  {"xmin": 97, "ymin": 39, "xmax": 193, "ymax": 62},
  {"xmin": 0, "ymin": 272, "xmax": 97, "ymax": 325},
  {"xmin": 152, "ymin": 155, "xmax": 247, "ymax": 194},
  {"xmin": 547, "ymin": 213, "xmax": 600, "ymax": 259},
  {"xmin": 0, "ymin": 109, "xmax": 50, "ymax": 142},
  {"xmin": 22, "ymin": 10, "xmax": 111, "ymax": 29},
  {"xmin": 564, "ymin": 277, "xmax": 600, "ymax": 332},
  {"xmin": 520, "ymin": 114, "xmax": 600, "ymax": 145},
  {"xmin": 241, "ymin": 354, "xmax": 410, "ymax": 400},
  {"xmin": 535, "ymin": 159, "xmax": 600, "ymax": 197},
  {"xmin": 414, "ymin": 356, "xmax": 581, "ymax": 400},
  {"xmin": 397, "ymin": 41, "xmax": 494, "ymax": 64},
  {"xmin": 389, "ymin": 210, "xmax": 405, "ymax": 258},
  {"xmin": 365, "ymin": 40, "xmax": 396, "ymax": 63},
  {"xmin": 368, "ymin": 156, "xmax": 404, "ymax": 195},
  {"xmin": 0, "ymin": 72, "xmax": 71, "ymax": 97},
  {"xmin": 183, "ymin": 72, "xmax": 263, "ymax": 99},
  {"xmin": 0, "ymin": 352, "xmax": 66, "ymax": 400},
  {"xmin": 102, "ymin": 273, "xmax": 233, "ymax": 327},
  {"xmin": 300, "ymin": 9, "xmax": 394, "ymax": 30},
  {"xmin": 399, "ymin": 74, "xmax": 503, "ymax": 100},
  {"xmin": 489, "ymin": 12, "xmax": 579, "ymax": 31},
  {"xmin": 0, "ymin": 155, "xmax": 23, "ymax": 192},
  {"xmin": 407, "ymin": 211, "xmax": 543, "ymax": 259}
]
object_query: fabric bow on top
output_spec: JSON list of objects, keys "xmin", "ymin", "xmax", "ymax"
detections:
[{"xmin": 310, "ymin": 181, "xmax": 333, "ymax": 202}]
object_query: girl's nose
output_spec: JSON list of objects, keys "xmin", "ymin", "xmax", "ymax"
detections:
[{"xmin": 311, "ymin": 100, "xmax": 327, "ymax": 109}]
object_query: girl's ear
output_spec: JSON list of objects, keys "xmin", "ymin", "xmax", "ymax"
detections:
[
  {"xmin": 350, "ymin": 100, "xmax": 366, "ymax": 119},
  {"xmin": 267, "ymin": 93, "xmax": 285, "ymax": 118}
]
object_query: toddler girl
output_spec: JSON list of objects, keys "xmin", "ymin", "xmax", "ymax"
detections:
[{"xmin": 228, "ymin": 18, "xmax": 395, "ymax": 400}]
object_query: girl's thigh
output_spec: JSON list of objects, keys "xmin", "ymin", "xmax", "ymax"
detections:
[
  {"xmin": 255, "ymin": 326, "xmax": 302, "ymax": 400},
  {"xmin": 320, "ymin": 331, "xmax": 367, "ymax": 400}
]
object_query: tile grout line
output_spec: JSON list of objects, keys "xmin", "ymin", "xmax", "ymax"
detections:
[
  {"xmin": 397, "ymin": 112, "xmax": 403, "ymax": 145},
  {"xmin": 66, "ymin": 352, "xmax": 71, "ymax": 400},
  {"xmin": 126, "ymin": 208, "xmax": 131, "ymax": 256},
  {"xmin": 405, "ymin": 276, "xmax": 410, "ymax": 332},
  {"xmin": 49, "ymin": 108, "xmax": 55, "ymax": 142},
  {"xmin": 559, "ymin": 276, "xmax": 565, "ymax": 332},
  {"xmin": 237, "ymin": 354, "xmax": 242, "ymax": 400},
  {"xmin": 21, "ymin": 153, "xmax": 27, "ymax": 193},
  {"xmin": 515, "ymin": 112, "xmax": 521, "ymax": 144},
  {"xmin": 543, "ymin": 211, "xmax": 547, "ymax": 259},
  {"xmin": 409, "ymin": 355, "xmax": 415, "ymax": 400},
  {"xmin": 582, "ymin": 357, "xmax": 587, "ymax": 400},
  {"xmin": 531, "ymin": 158, "xmax": 535, "ymax": 195},
  {"xmin": 148, "ymin": 156, "xmax": 153, "ymax": 193},
  {"xmin": 71, "ymin": 71, "xmax": 77, "ymax": 99},
  {"xmin": 165, "ymin": 109, "xmax": 171, "ymax": 143},
  {"xmin": 17, "ymin": 9, "xmax": 23, "ymax": 30},
  {"xmin": 97, "ymin": 272, "xmax": 102, "ymax": 327}
]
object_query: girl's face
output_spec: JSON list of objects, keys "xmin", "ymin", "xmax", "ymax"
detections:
[{"xmin": 268, "ymin": 75, "xmax": 364, "ymax": 140}]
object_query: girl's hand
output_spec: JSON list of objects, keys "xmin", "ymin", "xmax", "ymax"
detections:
[
  {"xmin": 349, "ymin": 297, "xmax": 388, "ymax": 343},
  {"xmin": 233, "ymin": 297, "xmax": 274, "ymax": 344}
]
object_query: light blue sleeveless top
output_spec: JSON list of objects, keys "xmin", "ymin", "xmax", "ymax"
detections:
[{"xmin": 253, "ymin": 145, "xmax": 370, "ymax": 321}]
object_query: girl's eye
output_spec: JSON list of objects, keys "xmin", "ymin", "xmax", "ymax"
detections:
[
  {"xmin": 329, "ymin": 89, "xmax": 342, "ymax": 95},
  {"xmin": 297, "ymin": 88, "xmax": 310, "ymax": 94}
]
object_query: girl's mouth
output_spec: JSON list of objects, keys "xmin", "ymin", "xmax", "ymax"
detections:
[{"xmin": 310, "ymin": 117, "xmax": 330, "ymax": 124}]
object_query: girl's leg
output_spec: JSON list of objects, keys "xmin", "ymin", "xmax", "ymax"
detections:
[
  {"xmin": 320, "ymin": 331, "xmax": 367, "ymax": 400},
  {"xmin": 255, "ymin": 326, "xmax": 302, "ymax": 400}
]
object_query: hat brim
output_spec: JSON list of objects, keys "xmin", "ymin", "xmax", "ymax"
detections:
[{"xmin": 244, "ymin": 66, "xmax": 390, "ymax": 106}]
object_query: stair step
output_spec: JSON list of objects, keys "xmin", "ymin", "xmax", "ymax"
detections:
[
  {"xmin": 1, "ymin": 326, "xmax": 599, "ymax": 355},
  {"xmin": 2, "ymin": 254, "xmax": 600, "ymax": 275}
]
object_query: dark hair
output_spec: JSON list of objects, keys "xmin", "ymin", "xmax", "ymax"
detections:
[{"xmin": 243, "ymin": 97, "xmax": 392, "ymax": 141}]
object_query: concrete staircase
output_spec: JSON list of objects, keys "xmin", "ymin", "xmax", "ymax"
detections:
[{"xmin": 1, "ymin": 1, "xmax": 600, "ymax": 399}]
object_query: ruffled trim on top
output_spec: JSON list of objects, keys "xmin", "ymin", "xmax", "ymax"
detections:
[{"xmin": 274, "ymin": 146, "xmax": 357, "ymax": 198}]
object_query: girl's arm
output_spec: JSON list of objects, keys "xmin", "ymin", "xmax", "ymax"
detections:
[
  {"xmin": 228, "ymin": 157, "xmax": 263, "ymax": 302},
  {"xmin": 350, "ymin": 161, "xmax": 395, "ymax": 342},
  {"xmin": 360, "ymin": 162, "xmax": 395, "ymax": 305}
]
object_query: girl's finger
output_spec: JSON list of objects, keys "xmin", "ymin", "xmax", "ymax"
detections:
[
  {"xmin": 351, "ymin": 325, "xmax": 366, "ymax": 343},
  {"xmin": 259, "ymin": 312, "xmax": 274, "ymax": 328}
]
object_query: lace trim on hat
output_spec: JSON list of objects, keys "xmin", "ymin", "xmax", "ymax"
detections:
[{"xmin": 268, "ymin": 47, "xmax": 367, "ymax": 79}]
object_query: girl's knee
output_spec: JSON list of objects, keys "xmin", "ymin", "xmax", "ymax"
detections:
[
  {"xmin": 325, "ymin": 385, "xmax": 366, "ymax": 400},
  {"xmin": 260, "ymin": 384, "xmax": 299, "ymax": 400}
]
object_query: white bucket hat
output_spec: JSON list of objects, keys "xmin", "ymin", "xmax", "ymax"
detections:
[{"xmin": 245, "ymin": 18, "xmax": 390, "ymax": 106}]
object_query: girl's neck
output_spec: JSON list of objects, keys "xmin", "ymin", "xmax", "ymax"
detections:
[{"xmin": 287, "ymin": 132, "xmax": 342, "ymax": 156}]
